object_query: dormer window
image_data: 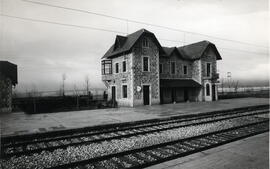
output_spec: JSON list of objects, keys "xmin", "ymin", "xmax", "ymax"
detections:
[{"xmin": 142, "ymin": 38, "xmax": 149, "ymax": 48}]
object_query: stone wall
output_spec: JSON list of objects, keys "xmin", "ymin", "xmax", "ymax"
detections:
[
  {"xmin": 132, "ymin": 37, "xmax": 160, "ymax": 106},
  {"xmin": 201, "ymin": 47, "xmax": 218, "ymax": 101},
  {"xmin": 103, "ymin": 53, "xmax": 133, "ymax": 106},
  {"xmin": 0, "ymin": 73, "xmax": 12, "ymax": 113},
  {"xmin": 201, "ymin": 48, "xmax": 217, "ymax": 80}
]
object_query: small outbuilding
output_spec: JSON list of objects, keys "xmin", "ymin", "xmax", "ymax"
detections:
[{"xmin": 0, "ymin": 61, "xmax": 18, "ymax": 113}]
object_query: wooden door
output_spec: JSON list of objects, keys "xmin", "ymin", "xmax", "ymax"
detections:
[{"xmin": 143, "ymin": 85, "xmax": 150, "ymax": 105}]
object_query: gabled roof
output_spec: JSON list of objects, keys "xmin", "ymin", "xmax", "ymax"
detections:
[
  {"xmin": 162, "ymin": 47, "xmax": 175, "ymax": 56},
  {"xmin": 114, "ymin": 35, "xmax": 127, "ymax": 51},
  {"xmin": 162, "ymin": 46, "xmax": 188, "ymax": 60},
  {"xmin": 102, "ymin": 29, "xmax": 164, "ymax": 59},
  {"xmin": 0, "ymin": 61, "xmax": 18, "ymax": 85},
  {"xmin": 177, "ymin": 40, "xmax": 222, "ymax": 60}
]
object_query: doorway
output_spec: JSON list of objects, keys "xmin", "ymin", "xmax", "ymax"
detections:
[
  {"xmin": 111, "ymin": 86, "xmax": 116, "ymax": 103},
  {"xmin": 184, "ymin": 89, "xmax": 189, "ymax": 102},
  {"xmin": 212, "ymin": 84, "xmax": 216, "ymax": 101},
  {"xmin": 143, "ymin": 85, "xmax": 150, "ymax": 105}
]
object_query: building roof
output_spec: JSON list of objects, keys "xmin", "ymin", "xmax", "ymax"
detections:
[
  {"xmin": 177, "ymin": 41, "xmax": 222, "ymax": 60},
  {"xmin": 0, "ymin": 61, "xmax": 18, "ymax": 85},
  {"xmin": 102, "ymin": 29, "xmax": 164, "ymax": 59},
  {"xmin": 102, "ymin": 29, "xmax": 222, "ymax": 61},
  {"xmin": 160, "ymin": 79, "xmax": 201, "ymax": 88},
  {"xmin": 162, "ymin": 47, "xmax": 175, "ymax": 56}
]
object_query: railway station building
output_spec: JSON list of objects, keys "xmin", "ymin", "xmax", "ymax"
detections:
[
  {"xmin": 101, "ymin": 29, "xmax": 222, "ymax": 107},
  {"xmin": 0, "ymin": 61, "xmax": 18, "ymax": 113}
]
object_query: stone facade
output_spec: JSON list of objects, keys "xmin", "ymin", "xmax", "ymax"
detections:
[
  {"xmin": 132, "ymin": 37, "xmax": 160, "ymax": 106},
  {"xmin": 103, "ymin": 37, "xmax": 160, "ymax": 107},
  {"xmin": 101, "ymin": 30, "xmax": 221, "ymax": 107},
  {"xmin": 103, "ymin": 53, "xmax": 133, "ymax": 106},
  {"xmin": 201, "ymin": 48, "xmax": 219, "ymax": 101},
  {"xmin": 0, "ymin": 73, "xmax": 13, "ymax": 113}
]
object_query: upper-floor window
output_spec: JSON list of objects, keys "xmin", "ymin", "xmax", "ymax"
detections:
[
  {"xmin": 142, "ymin": 38, "xmax": 149, "ymax": 48},
  {"xmin": 101, "ymin": 60, "xmax": 112, "ymax": 75},
  {"xmin": 122, "ymin": 61, "xmax": 126, "ymax": 72},
  {"xmin": 143, "ymin": 56, "xmax": 149, "ymax": 72},
  {"xmin": 206, "ymin": 63, "xmax": 211, "ymax": 77},
  {"xmin": 122, "ymin": 85, "xmax": 127, "ymax": 98},
  {"xmin": 183, "ymin": 65, "xmax": 188, "ymax": 75},
  {"xmin": 171, "ymin": 62, "xmax": 176, "ymax": 74},
  {"xmin": 115, "ymin": 63, "xmax": 119, "ymax": 74},
  {"xmin": 159, "ymin": 63, "xmax": 163, "ymax": 74}
]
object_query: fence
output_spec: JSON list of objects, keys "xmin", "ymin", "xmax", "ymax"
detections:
[
  {"xmin": 12, "ymin": 89, "xmax": 109, "ymax": 113},
  {"xmin": 218, "ymin": 86, "xmax": 269, "ymax": 99}
]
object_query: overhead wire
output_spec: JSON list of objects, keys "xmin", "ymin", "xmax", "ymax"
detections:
[
  {"xmin": 21, "ymin": 0, "xmax": 268, "ymax": 48},
  {"xmin": 1, "ymin": 14, "xmax": 268, "ymax": 56}
]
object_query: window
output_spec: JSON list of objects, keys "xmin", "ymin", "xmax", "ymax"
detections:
[
  {"xmin": 206, "ymin": 63, "xmax": 211, "ymax": 77},
  {"xmin": 206, "ymin": 83, "xmax": 210, "ymax": 96},
  {"xmin": 122, "ymin": 61, "xmax": 126, "ymax": 72},
  {"xmin": 101, "ymin": 60, "xmax": 112, "ymax": 75},
  {"xmin": 122, "ymin": 85, "xmax": 127, "ymax": 98},
  {"xmin": 115, "ymin": 63, "xmax": 119, "ymax": 73},
  {"xmin": 143, "ymin": 57, "xmax": 149, "ymax": 71},
  {"xmin": 171, "ymin": 62, "xmax": 176, "ymax": 74},
  {"xmin": 142, "ymin": 38, "xmax": 149, "ymax": 48},
  {"xmin": 183, "ymin": 65, "xmax": 188, "ymax": 75},
  {"xmin": 159, "ymin": 63, "xmax": 163, "ymax": 74}
]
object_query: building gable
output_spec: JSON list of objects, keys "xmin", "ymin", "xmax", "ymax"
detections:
[{"xmin": 102, "ymin": 29, "xmax": 164, "ymax": 59}]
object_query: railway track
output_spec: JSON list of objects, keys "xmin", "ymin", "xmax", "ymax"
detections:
[
  {"xmin": 1, "ymin": 106, "xmax": 269, "ymax": 159},
  {"xmin": 47, "ymin": 121, "xmax": 269, "ymax": 169}
]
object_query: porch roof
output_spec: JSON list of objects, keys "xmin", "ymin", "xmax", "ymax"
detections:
[{"xmin": 160, "ymin": 79, "xmax": 201, "ymax": 88}]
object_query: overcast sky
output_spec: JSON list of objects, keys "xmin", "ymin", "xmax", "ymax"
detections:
[{"xmin": 0, "ymin": 0, "xmax": 269, "ymax": 92}]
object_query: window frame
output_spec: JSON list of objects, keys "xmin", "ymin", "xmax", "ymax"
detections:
[
  {"xmin": 142, "ymin": 38, "xmax": 149, "ymax": 48},
  {"xmin": 142, "ymin": 56, "xmax": 150, "ymax": 72},
  {"xmin": 122, "ymin": 84, "xmax": 128, "ymax": 98},
  {"xmin": 101, "ymin": 60, "xmax": 112, "ymax": 75},
  {"xmin": 183, "ymin": 65, "xmax": 188, "ymax": 75},
  {"xmin": 170, "ymin": 61, "xmax": 176, "ymax": 74},
  {"xmin": 115, "ymin": 62, "xmax": 119, "ymax": 74},
  {"xmin": 122, "ymin": 60, "xmax": 127, "ymax": 73},
  {"xmin": 206, "ymin": 62, "xmax": 212, "ymax": 77}
]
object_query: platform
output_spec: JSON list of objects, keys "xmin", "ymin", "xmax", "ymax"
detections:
[
  {"xmin": 146, "ymin": 132, "xmax": 269, "ymax": 169},
  {"xmin": 0, "ymin": 97, "xmax": 269, "ymax": 136}
]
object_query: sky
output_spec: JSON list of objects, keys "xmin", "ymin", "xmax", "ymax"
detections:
[{"xmin": 0, "ymin": 0, "xmax": 269, "ymax": 93}]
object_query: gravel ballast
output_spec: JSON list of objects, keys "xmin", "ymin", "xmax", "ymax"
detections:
[{"xmin": 0, "ymin": 116, "xmax": 265, "ymax": 169}]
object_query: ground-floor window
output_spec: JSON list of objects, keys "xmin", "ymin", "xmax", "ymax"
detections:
[
  {"xmin": 206, "ymin": 83, "xmax": 210, "ymax": 96},
  {"xmin": 122, "ymin": 85, "xmax": 127, "ymax": 98}
]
